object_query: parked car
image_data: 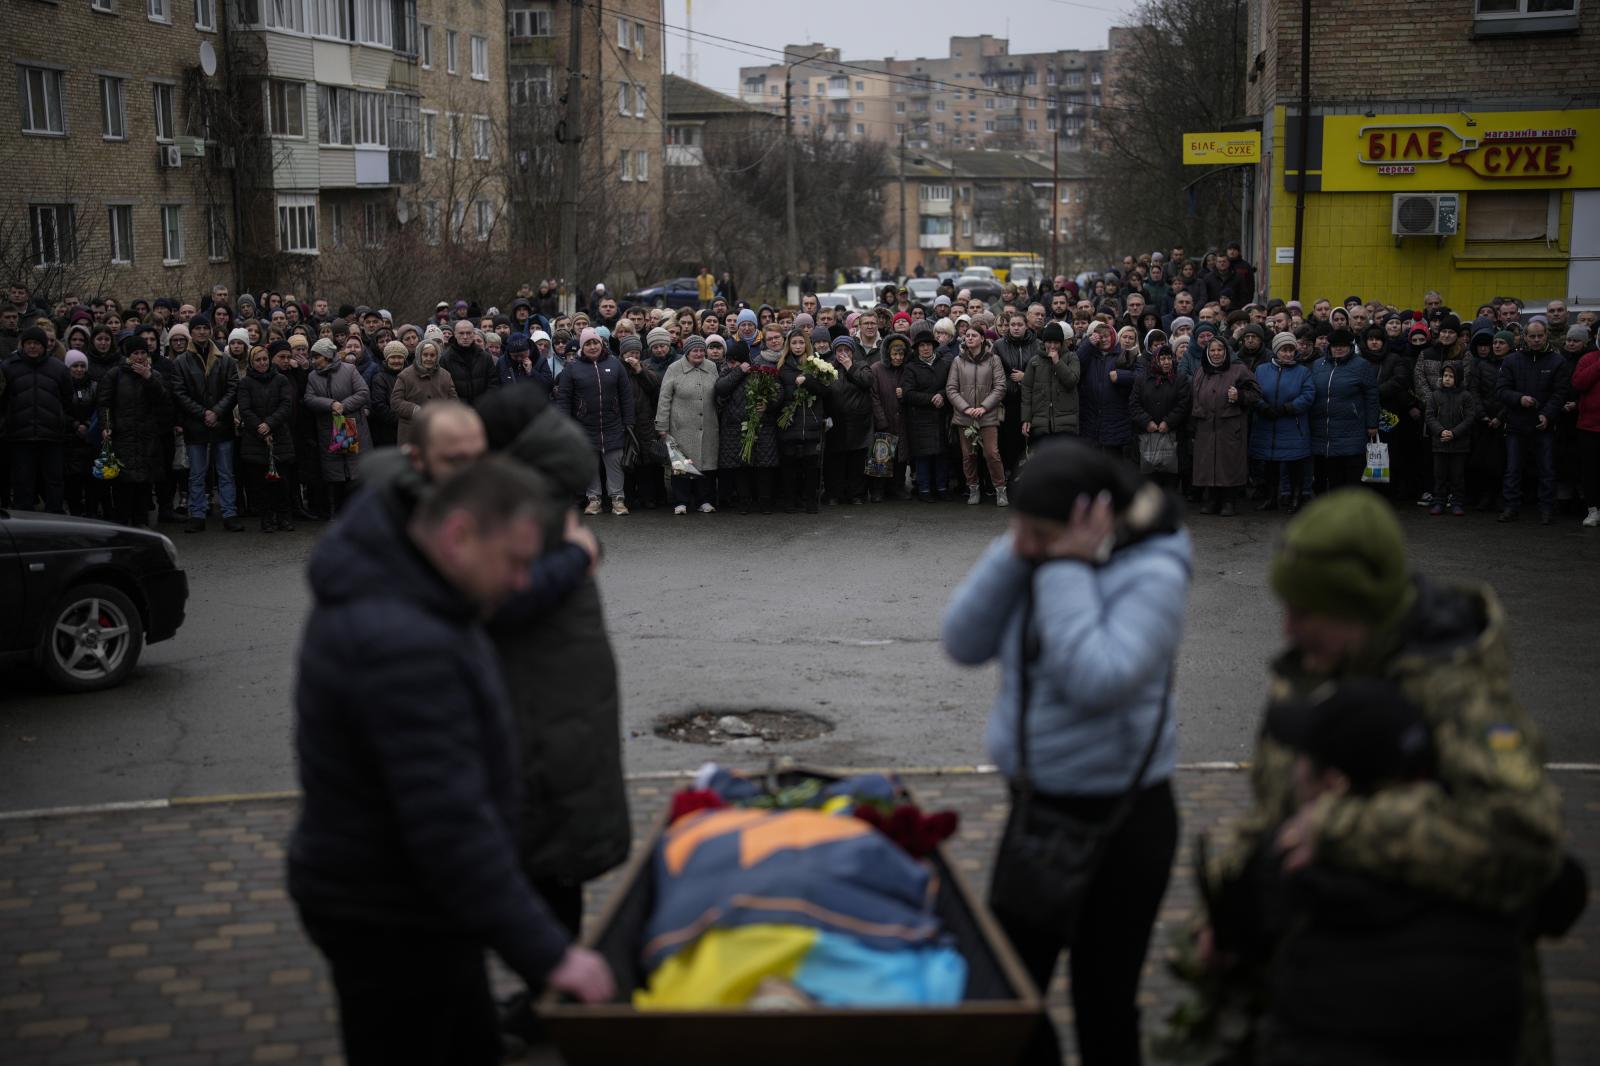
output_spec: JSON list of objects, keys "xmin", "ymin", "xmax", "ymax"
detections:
[
  {"xmin": 814, "ymin": 291, "xmax": 866, "ymax": 313},
  {"xmin": 0, "ymin": 511, "xmax": 188, "ymax": 692},
  {"xmin": 906, "ymin": 278, "xmax": 942, "ymax": 307},
  {"xmin": 954, "ymin": 275, "xmax": 1005, "ymax": 304},
  {"xmin": 1009, "ymin": 261, "xmax": 1047, "ymax": 288},
  {"xmin": 833, "ymin": 283, "xmax": 883, "ymax": 310},
  {"xmin": 622, "ymin": 277, "xmax": 702, "ymax": 309}
]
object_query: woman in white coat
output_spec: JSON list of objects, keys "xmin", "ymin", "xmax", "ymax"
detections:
[{"xmin": 654, "ymin": 335, "xmax": 720, "ymax": 514}]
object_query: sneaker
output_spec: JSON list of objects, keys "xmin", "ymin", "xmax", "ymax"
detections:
[
  {"xmin": 673, "ymin": 504, "xmax": 688, "ymax": 515},
  {"xmin": 611, "ymin": 497, "xmax": 629, "ymax": 516},
  {"xmin": 223, "ymin": 516, "xmax": 245, "ymax": 532},
  {"xmin": 1428, "ymin": 503, "xmax": 1444, "ymax": 516},
  {"xmin": 967, "ymin": 485, "xmax": 981, "ymax": 505},
  {"xmin": 1451, "ymin": 503, "xmax": 1466, "ymax": 517},
  {"xmin": 1496, "ymin": 509, "xmax": 1518, "ymax": 523},
  {"xmin": 1415, "ymin": 492, "xmax": 1434, "ymax": 507},
  {"xmin": 698, "ymin": 502, "xmax": 716, "ymax": 513},
  {"xmin": 583, "ymin": 498, "xmax": 602, "ymax": 516},
  {"xmin": 1585, "ymin": 507, "xmax": 1600, "ymax": 528},
  {"xmin": 995, "ymin": 486, "xmax": 1009, "ymax": 508}
]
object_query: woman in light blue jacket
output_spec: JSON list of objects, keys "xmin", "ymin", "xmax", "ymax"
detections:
[{"xmin": 942, "ymin": 437, "xmax": 1191, "ymax": 1066}]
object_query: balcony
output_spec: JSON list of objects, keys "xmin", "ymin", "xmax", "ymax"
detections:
[
  {"xmin": 918, "ymin": 197, "xmax": 952, "ymax": 217},
  {"xmin": 973, "ymin": 231, "xmax": 1003, "ymax": 249},
  {"xmin": 666, "ymin": 144, "xmax": 704, "ymax": 166},
  {"xmin": 918, "ymin": 233, "xmax": 949, "ymax": 249},
  {"xmin": 905, "ymin": 76, "xmax": 931, "ymax": 97},
  {"xmin": 827, "ymin": 110, "xmax": 849, "ymax": 123}
]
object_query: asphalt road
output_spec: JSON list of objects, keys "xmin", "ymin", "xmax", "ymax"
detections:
[{"xmin": 2, "ymin": 497, "xmax": 1598, "ymax": 810}]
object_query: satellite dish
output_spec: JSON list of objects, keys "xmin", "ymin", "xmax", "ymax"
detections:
[
  {"xmin": 198, "ymin": 41, "xmax": 218, "ymax": 77},
  {"xmin": 394, "ymin": 199, "xmax": 411, "ymax": 224}
]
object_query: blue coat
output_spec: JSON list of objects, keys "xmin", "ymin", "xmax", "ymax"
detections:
[
  {"xmin": 1309, "ymin": 353, "xmax": 1379, "ymax": 458},
  {"xmin": 288, "ymin": 490, "xmax": 571, "ymax": 983},
  {"xmin": 1494, "ymin": 347, "xmax": 1566, "ymax": 435},
  {"xmin": 942, "ymin": 530, "xmax": 1192, "ymax": 796},
  {"xmin": 1077, "ymin": 339, "xmax": 1136, "ymax": 447},
  {"xmin": 1250, "ymin": 359, "xmax": 1315, "ymax": 461},
  {"xmin": 557, "ymin": 352, "xmax": 635, "ymax": 452}
]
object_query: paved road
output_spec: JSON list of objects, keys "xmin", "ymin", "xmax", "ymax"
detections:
[{"xmin": 2, "ymin": 499, "xmax": 1598, "ymax": 810}]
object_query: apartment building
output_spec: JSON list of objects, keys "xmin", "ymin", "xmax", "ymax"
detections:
[
  {"xmin": 414, "ymin": 0, "xmax": 507, "ymax": 252},
  {"xmin": 5, "ymin": 0, "xmax": 237, "ymax": 303}
]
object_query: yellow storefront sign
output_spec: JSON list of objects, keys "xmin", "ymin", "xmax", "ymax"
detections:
[
  {"xmin": 1319, "ymin": 110, "xmax": 1600, "ymax": 191},
  {"xmin": 1182, "ymin": 131, "xmax": 1261, "ymax": 165}
]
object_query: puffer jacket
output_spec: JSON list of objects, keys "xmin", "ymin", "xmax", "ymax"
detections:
[
  {"xmin": 992, "ymin": 332, "xmax": 1040, "ymax": 421},
  {"xmin": 97, "ymin": 361, "xmax": 171, "ymax": 483},
  {"xmin": 1572, "ymin": 350, "xmax": 1600, "ymax": 433},
  {"xmin": 1424, "ymin": 376, "xmax": 1478, "ymax": 455},
  {"xmin": 715, "ymin": 357, "xmax": 780, "ymax": 469},
  {"xmin": 945, "ymin": 346, "xmax": 1006, "ymax": 429},
  {"xmin": 1309, "ymin": 352, "xmax": 1379, "ymax": 458},
  {"xmin": 439, "ymin": 340, "xmax": 499, "ymax": 407},
  {"xmin": 558, "ymin": 351, "xmax": 634, "ymax": 453},
  {"xmin": 1249, "ymin": 359, "xmax": 1315, "ymax": 462},
  {"xmin": 901, "ymin": 351, "xmax": 953, "ymax": 458},
  {"xmin": 823, "ymin": 339, "xmax": 875, "ymax": 451},
  {"xmin": 236, "ymin": 366, "xmax": 296, "ymax": 467},
  {"xmin": 1020, "ymin": 349, "xmax": 1082, "ymax": 436},
  {"xmin": 1077, "ymin": 337, "xmax": 1137, "ymax": 447},
  {"xmin": 1129, "ymin": 364, "xmax": 1191, "ymax": 435},
  {"xmin": 869, "ymin": 356, "xmax": 906, "ymax": 437},
  {"xmin": 777, "ymin": 357, "xmax": 829, "ymax": 453},
  {"xmin": 2, "ymin": 349, "xmax": 75, "ymax": 442},
  {"xmin": 1495, "ymin": 346, "xmax": 1566, "ymax": 434}
]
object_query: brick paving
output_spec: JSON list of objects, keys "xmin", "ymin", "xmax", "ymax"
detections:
[{"xmin": 2, "ymin": 768, "xmax": 1596, "ymax": 1066}]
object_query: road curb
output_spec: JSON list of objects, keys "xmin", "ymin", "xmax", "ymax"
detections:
[{"xmin": 3, "ymin": 762, "xmax": 1596, "ymax": 822}]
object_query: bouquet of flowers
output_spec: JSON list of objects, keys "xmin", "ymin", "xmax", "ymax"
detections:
[
  {"xmin": 738, "ymin": 364, "xmax": 781, "ymax": 464},
  {"xmin": 663, "ymin": 434, "xmax": 701, "ymax": 477},
  {"xmin": 776, "ymin": 354, "xmax": 837, "ymax": 430}
]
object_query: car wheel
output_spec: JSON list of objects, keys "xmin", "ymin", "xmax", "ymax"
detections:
[
  {"xmin": 653, "ymin": 297, "xmax": 667, "ymax": 309},
  {"xmin": 37, "ymin": 583, "xmax": 144, "ymax": 693}
]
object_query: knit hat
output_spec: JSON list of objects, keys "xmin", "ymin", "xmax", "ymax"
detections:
[
  {"xmin": 619, "ymin": 334, "xmax": 642, "ymax": 355},
  {"xmin": 682, "ymin": 335, "xmax": 707, "ymax": 354},
  {"xmin": 646, "ymin": 326, "xmax": 672, "ymax": 348},
  {"xmin": 934, "ymin": 317, "xmax": 955, "ymax": 334},
  {"xmin": 397, "ymin": 323, "xmax": 420, "ymax": 340},
  {"xmin": 227, "ymin": 327, "xmax": 251, "ymax": 347},
  {"xmin": 19, "ymin": 325, "xmax": 48, "ymax": 347},
  {"xmin": 65, "ymin": 349, "xmax": 88, "ymax": 368},
  {"xmin": 1169, "ymin": 315, "xmax": 1195, "ymax": 333},
  {"xmin": 1328, "ymin": 327, "xmax": 1355, "ymax": 347},
  {"xmin": 706, "ymin": 334, "xmax": 727, "ymax": 349},
  {"xmin": 311, "ymin": 338, "xmax": 339, "ymax": 361},
  {"xmin": 1493, "ymin": 330, "xmax": 1515, "ymax": 345},
  {"xmin": 383, "ymin": 340, "xmax": 408, "ymax": 361},
  {"xmin": 188, "ymin": 313, "xmax": 212, "ymax": 330},
  {"xmin": 810, "ymin": 325, "xmax": 832, "ymax": 346},
  {"xmin": 1568, "ymin": 324, "xmax": 1592, "ymax": 344},
  {"xmin": 933, "ymin": 294, "xmax": 952, "ymax": 308},
  {"xmin": 424, "ymin": 324, "xmax": 446, "ymax": 346},
  {"xmin": 1041, "ymin": 321, "xmax": 1067, "ymax": 346},
  {"xmin": 166, "ymin": 323, "xmax": 191, "ymax": 343},
  {"xmin": 736, "ymin": 308, "xmax": 758, "ymax": 327},
  {"xmin": 268, "ymin": 340, "xmax": 291, "ymax": 358},
  {"xmin": 287, "ymin": 334, "xmax": 309, "ymax": 350},
  {"xmin": 1437, "ymin": 313, "xmax": 1461, "ymax": 333},
  {"xmin": 1272, "ymin": 331, "xmax": 1298, "ymax": 352},
  {"xmin": 530, "ymin": 330, "xmax": 551, "ymax": 346},
  {"xmin": 845, "ymin": 312, "xmax": 861, "ymax": 329},
  {"xmin": 892, "ymin": 311, "xmax": 912, "ymax": 326},
  {"xmin": 791, "ymin": 313, "xmax": 814, "ymax": 332},
  {"xmin": 579, "ymin": 327, "xmax": 601, "ymax": 347},
  {"xmin": 1407, "ymin": 321, "xmax": 1431, "ymax": 339},
  {"xmin": 1269, "ymin": 488, "xmax": 1413, "ymax": 629}
]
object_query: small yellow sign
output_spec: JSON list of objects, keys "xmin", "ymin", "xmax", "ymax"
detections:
[{"xmin": 1182, "ymin": 131, "xmax": 1261, "ymax": 165}]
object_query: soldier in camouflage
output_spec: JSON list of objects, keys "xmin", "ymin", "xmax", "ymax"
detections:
[{"xmin": 1207, "ymin": 487, "xmax": 1565, "ymax": 1064}]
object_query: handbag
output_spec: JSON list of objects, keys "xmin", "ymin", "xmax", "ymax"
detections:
[
  {"xmin": 1138, "ymin": 431, "xmax": 1178, "ymax": 475},
  {"xmin": 988, "ymin": 572, "xmax": 1173, "ymax": 944},
  {"xmin": 865, "ymin": 432, "xmax": 898, "ymax": 478},
  {"xmin": 328, "ymin": 413, "xmax": 359, "ymax": 454},
  {"xmin": 1362, "ymin": 441, "xmax": 1391, "ymax": 484}
]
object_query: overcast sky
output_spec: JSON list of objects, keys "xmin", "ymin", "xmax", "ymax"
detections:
[{"xmin": 660, "ymin": 0, "xmax": 1144, "ymax": 97}]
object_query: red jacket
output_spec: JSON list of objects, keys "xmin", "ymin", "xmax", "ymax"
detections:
[{"xmin": 1572, "ymin": 350, "xmax": 1600, "ymax": 433}]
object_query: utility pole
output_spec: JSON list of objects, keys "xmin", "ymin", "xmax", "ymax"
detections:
[
  {"xmin": 556, "ymin": 0, "xmax": 583, "ymax": 316},
  {"xmin": 1050, "ymin": 127, "xmax": 1060, "ymax": 280},
  {"xmin": 784, "ymin": 67, "xmax": 798, "ymax": 306},
  {"xmin": 897, "ymin": 129, "xmax": 907, "ymax": 285}
]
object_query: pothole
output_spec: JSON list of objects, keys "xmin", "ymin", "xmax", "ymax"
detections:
[{"xmin": 654, "ymin": 709, "xmax": 835, "ymax": 747}]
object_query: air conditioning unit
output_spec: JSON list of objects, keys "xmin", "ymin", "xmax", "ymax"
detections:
[
  {"xmin": 158, "ymin": 144, "xmax": 182, "ymax": 169},
  {"xmin": 1392, "ymin": 193, "xmax": 1460, "ymax": 238}
]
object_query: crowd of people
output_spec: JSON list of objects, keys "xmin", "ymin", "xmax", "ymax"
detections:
[{"xmin": 3, "ymin": 255, "xmax": 1597, "ymax": 530}]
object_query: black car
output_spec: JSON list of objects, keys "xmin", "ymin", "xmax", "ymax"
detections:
[
  {"xmin": 622, "ymin": 277, "xmax": 701, "ymax": 309},
  {"xmin": 954, "ymin": 276, "xmax": 1005, "ymax": 304},
  {"xmin": 0, "ymin": 511, "xmax": 188, "ymax": 692}
]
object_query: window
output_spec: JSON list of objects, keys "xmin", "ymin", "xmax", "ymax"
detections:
[
  {"xmin": 152, "ymin": 82, "xmax": 175, "ymax": 141},
  {"xmin": 265, "ymin": 0, "xmax": 305, "ymax": 32},
  {"xmin": 450, "ymin": 200, "xmax": 464, "ymax": 240},
  {"xmin": 512, "ymin": 66, "xmax": 552, "ymax": 105},
  {"xmin": 276, "ymin": 194, "xmax": 317, "ymax": 253},
  {"xmin": 363, "ymin": 202, "xmax": 385, "ymax": 247},
  {"xmin": 445, "ymin": 29, "xmax": 457, "ymax": 73},
  {"xmin": 666, "ymin": 124, "xmax": 701, "ymax": 146},
  {"xmin": 352, "ymin": 91, "xmax": 386, "ymax": 146},
  {"xmin": 318, "ymin": 85, "xmax": 351, "ymax": 144},
  {"xmin": 312, "ymin": 0, "xmax": 348, "ymax": 38},
  {"xmin": 353, "ymin": 0, "xmax": 392, "ymax": 46},
  {"xmin": 394, "ymin": 0, "xmax": 416, "ymax": 55},
  {"xmin": 160, "ymin": 204, "xmax": 183, "ymax": 263},
  {"xmin": 618, "ymin": 82, "xmax": 631, "ymax": 115},
  {"xmin": 1066, "ymin": 71, "xmax": 1083, "ymax": 87},
  {"xmin": 854, "ymin": 123, "xmax": 864, "ymax": 135},
  {"xmin": 1475, "ymin": 0, "xmax": 1577, "ymax": 12},
  {"xmin": 635, "ymin": 149, "xmax": 648, "ymax": 181},
  {"xmin": 195, "ymin": 0, "xmax": 215, "ymax": 29},
  {"xmin": 107, "ymin": 205, "xmax": 134, "ymax": 263},
  {"xmin": 853, "ymin": 101, "xmax": 863, "ymax": 114},
  {"xmin": 207, "ymin": 205, "xmax": 228, "ymax": 261},
  {"xmin": 935, "ymin": 99, "xmax": 945, "ymax": 112},
  {"xmin": 616, "ymin": 15, "xmax": 628, "ymax": 47},
  {"xmin": 329, "ymin": 201, "xmax": 344, "ymax": 246},
  {"xmin": 1027, "ymin": 119, "xmax": 1037, "ymax": 131},
  {"xmin": 419, "ymin": 23, "xmax": 432, "ymax": 65},
  {"xmin": 268, "ymin": 80, "xmax": 304, "ymax": 137},
  {"xmin": 1465, "ymin": 190, "xmax": 1552, "ymax": 241},
  {"xmin": 634, "ymin": 83, "xmax": 646, "ymax": 118},
  {"xmin": 935, "ymin": 122, "xmax": 944, "ymax": 135},
  {"xmin": 984, "ymin": 97, "xmax": 995, "ymax": 110},
  {"xmin": 895, "ymin": 123, "xmax": 904, "ymax": 135},
  {"xmin": 91, "ymin": 0, "xmax": 113, "ymax": 11},
  {"xmin": 30, "ymin": 204, "xmax": 77, "ymax": 266},
  {"xmin": 633, "ymin": 21, "xmax": 646, "ymax": 55},
  {"xmin": 509, "ymin": 4, "xmax": 550, "ymax": 37},
  {"xmin": 18, "ymin": 67, "xmax": 66, "ymax": 135},
  {"xmin": 471, "ymin": 114, "xmax": 490, "ymax": 159},
  {"xmin": 470, "ymin": 35, "xmax": 487, "ymax": 79},
  {"xmin": 855, "ymin": 80, "xmax": 863, "ymax": 90},
  {"xmin": 424, "ymin": 199, "xmax": 441, "ymax": 244},
  {"xmin": 389, "ymin": 92, "xmax": 418, "ymax": 151},
  {"xmin": 147, "ymin": 0, "xmax": 169, "ymax": 21},
  {"xmin": 474, "ymin": 199, "xmax": 493, "ymax": 241},
  {"xmin": 420, "ymin": 109, "xmax": 436, "ymax": 155},
  {"xmin": 1091, "ymin": 71, "xmax": 1102, "ymax": 85},
  {"xmin": 919, "ymin": 184, "xmax": 952, "ymax": 201},
  {"xmin": 984, "ymin": 120, "xmax": 994, "ymax": 132},
  {"xmin": 895, "ymin": 101, "xmax": 905, "ymax": 114},
  {"xmin": 619, "ymin": 149, "xmax": 633, "ymax": 181},
  {"xmin": 100, "ymin": 76, "xmax": 126, "ymax": 139},
  {"xmin": 446, "ymin": 112, "xmax": 460, "ymax": 158}
]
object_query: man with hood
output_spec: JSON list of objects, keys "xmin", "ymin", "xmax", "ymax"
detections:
[
  {"xmin": 441, "ymin": 317, "xmax": 500, "ymax": 407},
  {"xmin": 170, "ymin": 320, "xmax": 242, "ymax": 532},
  {"xmin": 2, "ymin": 325, "xmax": 74, "ymax": 511},
  {"xmin": 1495, "ymin": 318, "xmax": 1566, "ymax": 524}
]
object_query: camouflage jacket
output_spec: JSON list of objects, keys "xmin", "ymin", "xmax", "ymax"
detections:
[{"xmin": 1215, "ymin": 577, "xmax": 1564, "ymax": 914}]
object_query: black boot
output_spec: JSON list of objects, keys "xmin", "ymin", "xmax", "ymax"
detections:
[
  {"xmin": 277, "ymin": 510, "xmax": 296, "ymax": 532},
  {"xmin": 260, "ymin": 513, "xmax": 276, "ymax": 533}
]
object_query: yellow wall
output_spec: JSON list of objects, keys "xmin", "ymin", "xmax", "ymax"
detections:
[{"xmin": 1265, "ymin": 107, "xmax": 1573, "ymax": 311}]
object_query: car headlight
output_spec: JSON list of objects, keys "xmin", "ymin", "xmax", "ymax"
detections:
[{"xmin": 157, "ymin": 533, "xmax": 179, "ymax": 568}]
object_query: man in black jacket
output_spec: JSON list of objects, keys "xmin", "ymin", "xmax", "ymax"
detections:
[
  {"xmin": 168, "ymin": 321, "xmax": 242, "ymax": 532},
  {"xmin": 291, "ymin": 456, "xmax": 613, "ymax": 1066},
  {"xmin": 441, "ymin": 318, "xmax": 500, "ymax": 407},
  {"xmin": 2, "ymin": 326, "xmax": 74, "ymax": 511}
]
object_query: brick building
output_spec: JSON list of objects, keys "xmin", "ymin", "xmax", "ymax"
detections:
[
  {"xmin": 414, "ymin": 0, "xmax": 507, "ymax": 251},
  {"xmin": 1247, "ymin": 0, "xmax": 1600, "ymax": 309},
  {"xmin": 4, "ymin": 0, "xmax": 237, "ymax": 305}
]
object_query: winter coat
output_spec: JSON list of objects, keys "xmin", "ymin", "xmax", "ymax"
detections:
[
  {"xmin": 289, "ymin": 489, "xmax": 572, "ymax": 985},
  {"xmin": 623, "ymin": 359, "xmax": 661, "ymax": 458},
  {"xmin": 1309, "ymin": 353, "xmax": 1379, "ymax": 458},
  {"xmin": 303, "ymin": 360, "xmax": 371, "ymax": 482},
  {"xmin": 714, "ymin": 357, "xmax": 780, "ymax": 469},
  {"xmin": 497, "ymin": 352, "xmax": 538, "ymax": 390},
  {"xmin": 236, "ymin": 367, "xmax": 296, "ymax": 467},
  {"xmin": 85, "ymin": 341, "xmax": 122, "ymax": 385},
  {"xmin": 1424, "ymin": 378, "xmax": 1478, "ymax": 455},
  {"xmin": 439, "ymin": 340, "xmax": 499, "ymax": 407},
  {"xmin": 945, "ymin": 347, "xmax": 1006, "ymax": 429},
  {"xmin": 1077, "ymin": 338, "xmax": 1138, "ymax": 447},
  {"xmin": 1249, "ymin": 359, "xmax": 1315, "ymax": 462},
  {"xmin": 654, "ymin": 356, "xmax": 719, "ymax": 471},
  {"xmin": 901, "ymin": 352, "xmax": 954, "ymax": 458},
  {"xmin": 2, "ymin": 349, "xmax": 75, "ymax": 443},
  {"xmin": 169, "ymin": 348, "xmax": 239, "ymax": 444},
  {"xmin": 96, "ymin": 364, "xmax": 171, "ymax": 483},
  {"xmin": 1378, "ymin": 350, "xmax": 1422, "ymax": 432},
  {"xmin": 869, "ymin": 358, "xmax": 906, "ymax": 438},
  {"xmin": 390, "ymin": 364, "xmax": 458, "ymax": 448},
  {"xmin": 1495, "ymin": 346, "xmax": 1566, "ymax": 434},
  {"xmin": 992, "ymin": 333, "xmax": 1039, "ymax": 418},
  {"xmin": 65, "ymin": 377, "xmax": 98, "ymax": 467},
  {"xmin": 1572, "ymin": 350, "xmax": 1600, "ymax": 434},
  {"xmin": 778, "ymin": 358, "xmax": 829, "ymax": 454},
  {"xmin": 558, "ymin": 352, "xmax": 634, "ymax": 453},
  {"xmin": 823, "ymin": 348, "xmax": 875, "ymax": 451},
  {"xmin": 1129, "ymin": 365, "xmax": 1192, "ymax": 434},
  {"xmin": 367, "ymin": 366, "xmax": 401, "ymax": 448},
  {"xmin": 1191, "ymin": 358, "xmax": 1259, "ymax": 487},
  {"xmin": 1412, "ymin": 344, "xmax": 1462, "ymax": 415},
  {"xmin": 1020, "ymin": 350, "xmax": 1082, "ymax": 436},
  {"xmin": 530, "ymin": 352, "xmax": 565, "ymax": 395}
]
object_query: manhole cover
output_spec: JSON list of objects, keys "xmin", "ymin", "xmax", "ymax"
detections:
[{"xmin": 654, "ymin": 709, "xmax": 834, "ymax": 746}]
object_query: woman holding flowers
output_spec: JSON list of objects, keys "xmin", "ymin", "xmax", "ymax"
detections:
[
  {"xmin": 714, "ymin": 323, "xmax": 783, "ymax": 513},
  {"xmin": 777, "ymin": 326, "xmax": 833, "ymax": 513},
  {"xmin": 947, "ymin": 324, "xmax": 1010, "ymax": 507}
]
